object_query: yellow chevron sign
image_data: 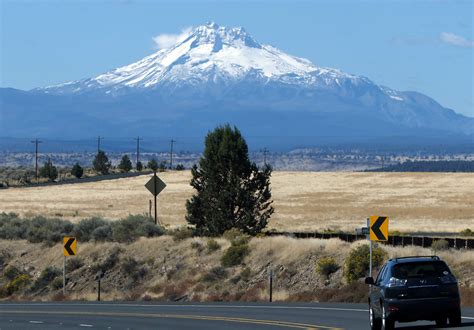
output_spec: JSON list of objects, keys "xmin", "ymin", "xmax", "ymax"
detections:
[
  {"xmin": 63, "ymin": 236, "xmax": 77, "ymax": 256},
  {"xmin": 369, "ymin": 216, "xmax": 389, "ymax": 241}
]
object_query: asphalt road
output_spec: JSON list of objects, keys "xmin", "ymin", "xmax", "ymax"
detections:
[{"xmin": 0, "ymin": 302, "xmax": 473, "ymax": 329}]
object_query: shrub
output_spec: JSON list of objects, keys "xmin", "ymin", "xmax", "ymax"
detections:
[
  {"xmin": 175, "ymin": 164, "xmax": 185, "ymax": 171},
  {"xmin": 4, "ymin": 265, "xmax": 20, "ymax": 281},
  {"xmin": 221, "ymin": 243, "xmax": 250, "ymax": 267},
  {"xmin": 66, "ymin": 257, "xmax": 84, "ymax": 272},
  {"xmin": 93, "ymin": 246, "xmax": 123, "ymax": 273},
  {"xmin": 460, "ymin": 228, "xmax": 473, "ymax": 237},
  {"xmin": 113, "ymin": 215, "xmax": 163, "ymax": 243},
  {"xmin": 51, "ymin": 277, "xmax": 63, "ymax": 290},
  {"xmin": 26, "ymin": 216, "xmax": 74, "ymax": 244},
  {"xmin": 316, "ymin": 257, "xmax": 339, "ymax": 278},
  {"xmin": 0, "ymin": 213, "xmax": 28, "ymax": 240},
  {"xmin": 190, "ymin": 241, "xmax": 204, "ymax": 253},
  {"xmin": 73, "ymin": 217, "xmax": 107, "ymax": 241},
  {"xmin": 91, "ymin": 225, "xmax": 113, "ymax": 241},
  {"xmin": 121, "ymin": 257, "xmax": 139, "ymax": 274},
  {"xmin": 168, "ymin": 226, "xmax": 194, "ymax": 241},
  {"xmin": 136, "ymin": 161, "xmax": 143, "ymax": 172},
  {"xmin": 32, "ymin": 266, "xmax": 61, "ymax": 291},
  {"xmin": 240, "ymin": 267, "xmax": 251, "ymax": 282},
  {"xmin": 344, "ymin": 244, "xmax": 387, "ymax": 283},
  {"xmin": 431, "ymin": 239, "xmax": 449, "ymax": 251},
  {"xmin": 6, "ymin": 274, "xmax": 31, "ymax": 295},
  {"xmin": 71, "ymin": 162, "xmax": 84, "ymax": 179},
  {"xmin": 206, "ymin": 239, "xmax": 220, "ymax": 253},
  {"xmin": 202, "ymin": 266, "xmax": 228, "ymax": 282}
]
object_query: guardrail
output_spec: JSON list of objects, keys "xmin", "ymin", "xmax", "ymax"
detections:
[{"xmin": 265, "ymin": 231, "xmax": 474, "ymax": 249}]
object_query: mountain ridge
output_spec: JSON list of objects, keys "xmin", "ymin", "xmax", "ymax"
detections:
[{"xmin": 1, "ymin": 22, "xmax": 472, "ymax": 147}]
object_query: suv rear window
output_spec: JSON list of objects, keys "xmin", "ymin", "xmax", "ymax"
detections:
[{"xmin": 393, "ymin": 261, "xmax": 450, "ymax": 279}]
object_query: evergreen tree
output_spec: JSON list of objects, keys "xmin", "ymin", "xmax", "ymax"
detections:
[
  {"xmin": 136, "ymin": 161, "xmax": 143, "ymax": 172},
  {"xmin": 71, "ymin": 162, "xmax": 84, "ymax": 179},
  {"xmin": 159, "ymin": 160, "xmax": 167, "ymax": 172},
  {"xmin": 39, "ymin": 158, "xmax": 58, "ymax": 181},
  {"xmin": 118, "ymin": 155, "xmax": 132, "ymax": 173},
  {"xmin": 93, "ymin": 150, "xmax": 111, "ymax": 175},
  {"xmin": 147, "ymin": 158, "xmax": 158, "ymax": 172},
  {"xmin": 186, "ymin": 125, "xmax": 274, "ymax": 236}
]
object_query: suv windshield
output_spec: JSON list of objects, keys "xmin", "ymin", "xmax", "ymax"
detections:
[{"xmin": 392, "ymin": 261, "xmax": 450, "ymax": 279}]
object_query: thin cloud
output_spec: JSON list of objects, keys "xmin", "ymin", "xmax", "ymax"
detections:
[
  {"xmin": 439, "ymin": 32, "xmax": 473, "ymax": 48},
  {"xmin": 153, "ymin": 27, "xmax": 192, "ymax": 50}
]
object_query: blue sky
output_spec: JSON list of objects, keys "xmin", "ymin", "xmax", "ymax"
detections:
[{"xmin": 1, "ymin": 0, "xmax": 472, "ymax": 117}]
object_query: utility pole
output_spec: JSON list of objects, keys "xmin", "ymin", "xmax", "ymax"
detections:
[
  {"xmin": 169, "ymin": 139, "xmax": 175, "ymax": 170},
  {"xmin": 381, "ymin": 156, "xmax": 384, "ymax": 170},
  {"xmin": 263, "ymin": 148, "xmax": 269, "ymax": 166},
  {"xmin": 134, "ymin": 136, "xmax": 142, "ymax": 165},
  {"xmin": 97, "ymin": 136, "xmax": 104, "ymax": 154},
  {"xmin": 31, "ymin": 139, "xmax": 42, "ymax": 183}
]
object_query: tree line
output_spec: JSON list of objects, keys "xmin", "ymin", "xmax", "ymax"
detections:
[{"xmin": 38, "ymin": 152, "xmax": 184, "ymax": 181}]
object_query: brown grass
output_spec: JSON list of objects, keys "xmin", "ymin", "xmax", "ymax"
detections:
[{"xmin": 0, "ymin": 171, "xmax": 472, "ymax": 233}]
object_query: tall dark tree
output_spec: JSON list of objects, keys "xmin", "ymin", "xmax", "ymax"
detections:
[
  {"xmin": 93, "ymin": 150, "xmax": 111, "ymax": 175},
  {"xmin": 136, "ymin": 161, "xmax": 143, "ymax": 172},
  {"xmin": 39, "ymin": 158, "xmax": 58, "ymax": 181},
  {"xmin": 186, "ymin": 125, "xmax": 274, "ymax": 236},
  {"xmin": 147, "ymin": 158, "xmax": 158, "ymax": 172},
  {"xmin": 118, "ymin": 155, "xmax": 132, "ymax": 173},
  {"xmin": 71, "ymin": 162, "xmax": 84, "ymax": 179}
]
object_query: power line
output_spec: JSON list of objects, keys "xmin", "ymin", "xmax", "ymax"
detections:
[
  {"xmin": 170, "ymin": 139, "xmax": 176, "ymax": 169},
  {"xmin": 97, "ymin": 136, "xmax": 104, "ymax": 154},
  {"xmin": 30, "ymin": 139, "xmax": 42, "ymax": 182},
  {"xmin": 134, "ymin": 136, "xmax": 142, "ymax": 165},
  {"xmin": 262, "ymin": 147, "xmax": 269, "ymax": 166}
]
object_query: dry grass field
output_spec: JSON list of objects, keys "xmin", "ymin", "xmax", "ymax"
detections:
[{"xmin": 0, "ymin": 171, "xmax": 472, "ymax": 234}]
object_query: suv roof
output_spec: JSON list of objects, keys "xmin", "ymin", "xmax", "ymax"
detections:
[{"xmin": 388, "ymin": 256, "xmax": 441, "ymax": 263}]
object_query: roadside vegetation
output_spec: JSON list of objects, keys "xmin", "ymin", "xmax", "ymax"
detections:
[
  {"xmin": 1, "ymin": 236, "xmax": 473, "ymax": 305},
  {"xmin": 0, "ymin": 213, "xmax": 164, "ymax": 245}
]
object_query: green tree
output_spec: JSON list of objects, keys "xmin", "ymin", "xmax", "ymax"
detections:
[
  {"xmin": 147, "ymin": 158, "xmax": 158, "ymax": 172},
  {"xmin": 175, "ymin": 164, "xmax": 185, "ymax": 171},
  {"xmin": 159, "ymin": 160, "xmax": 167, "ymax": 172},
  {"xmin": 71, "ymin": 162, "xmax": 84, "ymax": 179},
  {"xmin": 93, "ymin": 151, "xmax": 111, "ymax": 175},
  {"xmin": 136, "ymin": 161, "xmax": 143, "ymax": 172},
  {"xmin": 186, "ymin": 125, "xmax": 274, "ymax": 236},
  {"xmin": 39, "ymin": 158, "xmax": 58, "ymax": 181},
  {"xmin": 118, "ymin": 155, "xmax": 132, "ymax": 173}
]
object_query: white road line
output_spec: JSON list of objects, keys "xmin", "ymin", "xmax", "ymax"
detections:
[
  {"xmin": 29, "ymin": 321, "xmax": 44, "ymax": 324},
  {"xmin": 0, "ymin": 303, "xmax": 368, "ymax": 313},
  {"xmin": 79, "ymin": 324, "xmax": 93, "ymax": 327}
]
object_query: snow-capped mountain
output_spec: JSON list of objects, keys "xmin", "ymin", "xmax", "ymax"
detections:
[
  {"xmin": 1, "ymin": 22, "xmax": 472, "ymax": 147},
  {"xmin": 41, "ymin": 22, "xmax": 367, "ymax": 94}
]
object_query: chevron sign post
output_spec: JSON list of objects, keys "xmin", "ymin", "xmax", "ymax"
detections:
[
  {"xmin": 62, "ymin": 236, "xmax": 77, "ymax": 295},
  {"xmin": 357, "ymin": 216, "xmax": 390, "ymax": 279}
]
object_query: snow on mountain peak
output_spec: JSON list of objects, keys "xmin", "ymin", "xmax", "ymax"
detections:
[{"xmin": 41, "ymin": 23, "xmax": 393, "ymax": 97}]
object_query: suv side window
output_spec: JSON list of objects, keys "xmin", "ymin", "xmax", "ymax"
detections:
[
  {"xmin": 375, "ymin": 265, "xmax": 387, "ymax": 285},
  {"xmin": 382, "ymin": 266, "xmax": 392, "ymax": 284}
]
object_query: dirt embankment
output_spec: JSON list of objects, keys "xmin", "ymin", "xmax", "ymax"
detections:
[{"xmin": 1, "ymin": 236, "xmax": 473, "ymax": 305}]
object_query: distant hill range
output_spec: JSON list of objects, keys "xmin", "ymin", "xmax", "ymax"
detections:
[{"xmin": 1, "ymin": 22, "xmax": 472, "ymax": 151}]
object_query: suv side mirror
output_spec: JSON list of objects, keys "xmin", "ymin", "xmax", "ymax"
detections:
[{"xmin": 365, "ymin": 277, "xmax": 374, "ymax": 285}]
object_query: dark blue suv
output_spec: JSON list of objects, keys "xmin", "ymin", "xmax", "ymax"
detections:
[{"xmin": 365, "ymin": 256, "xmax": 461, "ymax": 330}]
